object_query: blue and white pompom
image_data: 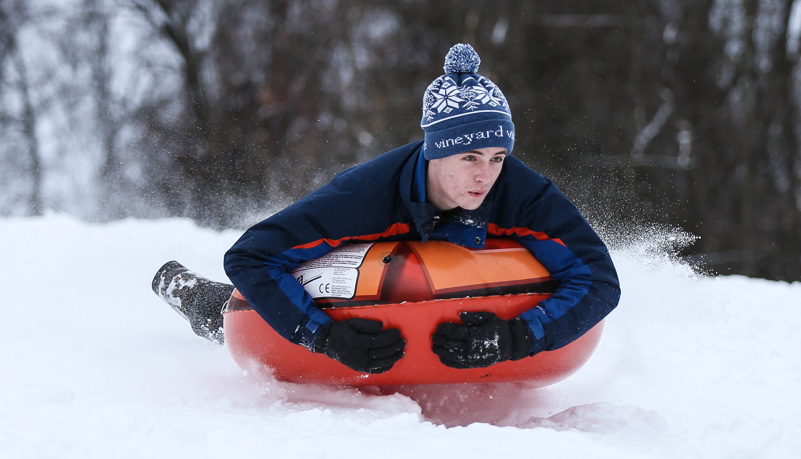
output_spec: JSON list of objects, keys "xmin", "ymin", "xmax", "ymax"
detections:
[{"xmin": 443, "ymin": 43, "xmax": 481, "ymax": 74}]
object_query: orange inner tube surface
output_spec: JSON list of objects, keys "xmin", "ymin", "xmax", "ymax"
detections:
[{"xmin": 223, "ymin": 240, "xmax": 603, "ymax": 387}]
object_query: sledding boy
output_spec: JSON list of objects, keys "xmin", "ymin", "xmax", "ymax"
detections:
[{"xmin": 152, "ymin": 44, "xmax": 620, "ymax": 374}]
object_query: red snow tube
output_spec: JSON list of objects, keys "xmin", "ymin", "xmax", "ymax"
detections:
[{"xmin": 223, "ymin": 239, "xmax": 603, "ymax": 387}]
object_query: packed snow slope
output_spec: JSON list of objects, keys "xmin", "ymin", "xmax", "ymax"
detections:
[{"xmin": 1, "ymin": 214, "xmax": 799, "ymax": 459}]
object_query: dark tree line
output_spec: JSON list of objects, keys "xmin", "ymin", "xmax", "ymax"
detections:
[{"xmin": 1, "ymin": 0, "xmax": 800, "ymax": 281}]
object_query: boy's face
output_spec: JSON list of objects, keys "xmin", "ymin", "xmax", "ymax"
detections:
[{"xmin": 426, "ymin": 147, "xmax": 507, "ymax": 211}]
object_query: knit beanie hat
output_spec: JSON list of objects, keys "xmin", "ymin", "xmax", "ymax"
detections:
[{"xmin": 421, "ymin": 43, "xmax": 515, "ymax": 160}]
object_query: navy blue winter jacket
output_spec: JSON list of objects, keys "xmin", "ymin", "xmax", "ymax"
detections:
[{"xmin": 224, "ymin": 140, "xmax": 620, "ymax": 355}]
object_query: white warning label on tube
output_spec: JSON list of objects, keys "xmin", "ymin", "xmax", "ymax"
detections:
[{"xmin": 292, "ymin": 243, "xmax": 373, "ymax": 299}]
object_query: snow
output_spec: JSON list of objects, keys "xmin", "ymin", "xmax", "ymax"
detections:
[{"xmin": 1, "ymin": 213, "xmax": 800, "ymax": 458}]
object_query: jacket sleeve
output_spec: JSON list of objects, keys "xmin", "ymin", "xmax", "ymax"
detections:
[
  {"xmin": 223, "ymin": 160, "xmax": 411, "ymax": 350},
  {"xmin": 493, "ymin": 163, "xmax": 621, "ymax": 355},
  {"xmin": 223, "ymin": 187, "xmax": 346, "ymax": 350}
]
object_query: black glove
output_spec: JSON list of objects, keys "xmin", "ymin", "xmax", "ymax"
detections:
[
  {"xmin": 432, "ymin": 311, "xmax": 531, "ymax": 369},
  {"xmin": 313, "ymin": 318, "xmax": 405, "ymax": 374}
]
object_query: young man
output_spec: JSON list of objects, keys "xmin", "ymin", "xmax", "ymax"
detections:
[{"xmin": 153, "ymin": 44, "xmax": 620, "ymax": 375}]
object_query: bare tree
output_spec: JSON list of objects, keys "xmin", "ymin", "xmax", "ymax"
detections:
[
  {"xmin": 0, "ymin": 0, "xmax": 45, "ymax": 216},
  {"xmin": 14, "ymin": 53, "xmax": 43, "ymax": 216},
  {"xmin": 65, "ymin": 0, "xmax": 131, "ymax": 219}
]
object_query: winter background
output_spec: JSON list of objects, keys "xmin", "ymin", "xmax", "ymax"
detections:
[
  {"xmin": 2, "ymin": 3, "xmax": 801, "ymax": 455},
  {"xmin": 1, "ymin": 213, "xmax": 799, "ymax": 458}
]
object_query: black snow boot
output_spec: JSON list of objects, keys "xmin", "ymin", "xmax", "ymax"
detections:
[{"xmin": 151, "ymin": 261, "xmax": 234, "ymax": 344}]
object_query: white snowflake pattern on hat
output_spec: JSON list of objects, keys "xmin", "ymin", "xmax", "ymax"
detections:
[
  {"xmin": 423, "ymin": 75, "xmax": 509, "ymax": 123},
  {"xmin": 429, "ymin": 77, "xmax": 464, "ymax": 116}
]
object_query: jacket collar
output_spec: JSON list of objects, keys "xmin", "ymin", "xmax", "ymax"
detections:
[{"xmin": 399, "ymin": 142, "xmax": 492, "ymax": 248}]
